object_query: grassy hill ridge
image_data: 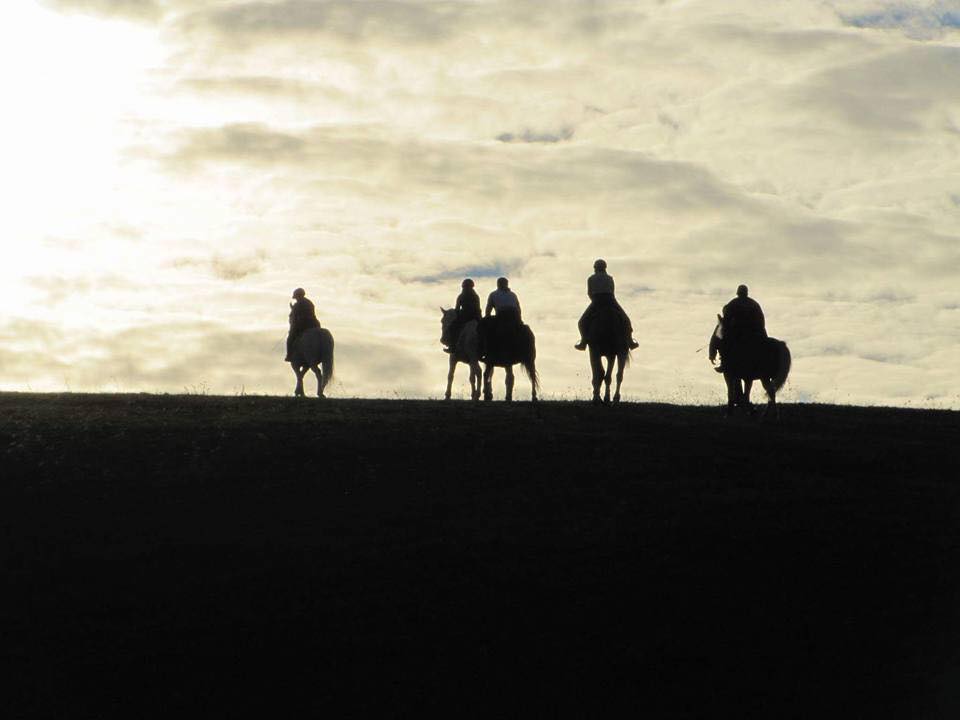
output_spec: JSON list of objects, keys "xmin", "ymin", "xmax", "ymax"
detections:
[{"xmin": 4, "ymin": 393, "xmax": 959, "ymax": 716}]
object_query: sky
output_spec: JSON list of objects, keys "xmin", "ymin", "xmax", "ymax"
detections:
[{"xmin": 1, "ymin": 0, "xmax": 958, "ymax": 406}]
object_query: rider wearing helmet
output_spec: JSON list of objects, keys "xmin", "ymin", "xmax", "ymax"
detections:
[
  {"xmin": 714, "ymin": 284, "xmax": 766, "ymax": 373},
  {"xmin": 285, "ymin": 287, "xmax": 321, "ymax": 362},
  {"xmin": 443, "ymin": 278, "xmax": 483, "ymax": 352},
  {"xmin": 575, "ymin": 259, "xmax": 639, "ymax": 351}
]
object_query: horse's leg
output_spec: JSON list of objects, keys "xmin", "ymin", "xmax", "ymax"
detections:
[
  {"xmin": 529, "ymin": 360, "xmax": 537, "ymax": 402},
  {"xmin": 445, "ymin": 354, "xmax": 457, "ymax": 400},
  {"xmin": 505, "ymin": 365, "xmax": 515, "ymax": 403},
  {"xmin": 469, "ymin": 360, "xmax": 480, "ymax": 401},
  {"xmin": 311, "ymin": 365, "xmax": 324, "ymax": 398},
  {"xmin": 603, "ymin": 354, "xmax": 614, "ymax": 404},
  {"xmin": 743, "ymin": 379, "xmax": 756, "ymax": 414},
  {"xmin": 293, "ymin": 364, "xmax": 306, "ymax": 397},
  {"xmin": 613, "ymin": 353, "xmax": 625, "ymax": 403},
  {"xmin": 590, "ymin": 349, "xmax": 602, "ymax": 404},
  {"xmin": 483, "ymin": 363, "xmax": 494, "ymax": 401},
  {"xmin": 723, "ymin": 373, "xmax": 737, "ymax": 415},
  {"xmin": 760, "ymin": 378, "xmax": 778, "ymax": 421}
]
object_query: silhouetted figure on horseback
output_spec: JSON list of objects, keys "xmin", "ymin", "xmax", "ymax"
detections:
[
  {"xmin": 573, "ymin": 260, "xmax": 637, "ymax": 403},
  {"xmin": 285, "ymin": 288, "xmax": 334, "ymax": 398},
  {"xmin": 442, "ymin": 278, "xmax": 482, "ymax": 353},
  {"xmin": 713, "ymin": 284, "xmax": 766, "ymax": 374},
  {"xmin": 479, "ymin": 277, "xmax": 538, "ymax": 401},
  {"xmin": 285, "ymin": 287, "xmax": 321, "ymax": 362},
  {"xmin": 574, "ymin": 259, "xmax": 639, "ymax": 351},
  {"xmin": 709, "ymin": 284, "xmax": 789, "ymax": 418}
]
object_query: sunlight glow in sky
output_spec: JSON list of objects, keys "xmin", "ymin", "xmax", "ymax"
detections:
[{"xmin": 1, "ymin": 0, "xmax": 958, "ymax": 407}]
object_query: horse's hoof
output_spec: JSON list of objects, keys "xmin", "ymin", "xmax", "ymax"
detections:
[
  {"xmin": 613, "ymin": 394, "xmax": 621, "ymax": 403},
  {"xmin": 592, "ymin": 397, "xmax": 602, "ymax": 405},
  {"xmin": 444, "ymin": 394, "xmax": 451, "ymax": 400}
]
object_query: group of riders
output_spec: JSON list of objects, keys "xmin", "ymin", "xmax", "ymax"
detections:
[{"xmin": 285, "ymin": 261, "xmax": 769, "ymax": 376}]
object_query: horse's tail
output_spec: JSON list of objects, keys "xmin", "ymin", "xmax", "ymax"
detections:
[
  {"xmin": 522, "ymin": 327, "xmax": 540, "ymax": 394},
  {"xmin": 771, "ymin": 340, "xmax": 790, "ymax": 392},
  {"xmin": 321, "ymin": 329, "xmax": 335, "ymax": 383}
]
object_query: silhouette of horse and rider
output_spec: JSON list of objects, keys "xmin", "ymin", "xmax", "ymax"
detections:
[
  {"xmin": 285, "ymin": 288, "xmax": 334, "ymax": 397},
  {"xmin": 573, "ymin": 259, "xmax": 639, "ymax": 404},
  {"xmin": 284, "ymin": 265, "xmax": 790, "ymax": 415},
  {"xmin": 441, "ymin": 277, "xmax": 538, "ymax": 402},
  {"xmin": 709, "ymin": 284, "xmax": 791, "ymax": 417}
]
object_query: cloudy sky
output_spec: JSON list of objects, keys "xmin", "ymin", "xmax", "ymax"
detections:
[{"xmin": 2, "ymin": 0, "xmax": 958, "ymax": 406}]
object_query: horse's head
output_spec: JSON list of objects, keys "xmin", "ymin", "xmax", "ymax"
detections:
[
  {"xmin": 440, "ymin": 307, "xmax": 457, "ymax": 336},
  {"xmin": 709, "ymin": 313, "xmax": 724, "ymax": 364}
]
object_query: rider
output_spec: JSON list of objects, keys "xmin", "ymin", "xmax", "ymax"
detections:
[
  {"xmin": 714, "ymin": 284, "xmax": 766, "ymax": 373},
  {"xmin": 285, "ymin": 287, "xmax": 321, "ymax": 362},
  {"xmin": 485, "ymin": 276, "xmax": 522, "ymax": 325},
  {"xmin": 443, "ymin": 278, "xmax": 482, "ymax": 353},
  {"xmin": 574, "ymin": 259, "xmax": 639, "ymax": 351}
]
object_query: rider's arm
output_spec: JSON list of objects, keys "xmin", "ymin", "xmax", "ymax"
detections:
[{"xmin": 484, "ymin": 294, "xmax": 494, "ymax": 317}]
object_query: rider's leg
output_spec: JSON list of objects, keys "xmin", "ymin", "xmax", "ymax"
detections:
[
  {"xmin": 284, "ymin": 332, "xmax": 295, "ymax": 362},
  {"xmin": 575, "ymin": 303, "xmax": 594, "ymax": 350}
]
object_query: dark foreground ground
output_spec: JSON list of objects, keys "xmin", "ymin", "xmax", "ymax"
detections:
[{"xmin": 3, "ymin": 393, "xmax": 959, "ymax": 717}]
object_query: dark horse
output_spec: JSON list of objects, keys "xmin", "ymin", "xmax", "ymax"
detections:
[
  {"xmin": 709, "ymin": 314, "xmax": 790, "ymax": 418},
  {"xmin": 584, "ymin": 299, "xmax": 631, "ymax": 404},
  {"xmin": 481, "ymin": 316, "xmax": 539, "ymax": 402}
]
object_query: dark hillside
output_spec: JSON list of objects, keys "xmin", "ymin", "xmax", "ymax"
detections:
[{"xmin": 4, "ymin": 394, "xmax": 959, "ymax": 717}]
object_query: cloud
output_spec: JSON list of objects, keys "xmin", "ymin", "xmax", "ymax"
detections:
[
  {"xmin": 42, "ymin": 0, "xmax": 164, "ymax": 22},
  {"xmin": 837, "ymin": 1, "xmax": 960, "ymax": 39},
  {"xmin": 795, "ymin": 44, "xmax": 960, "ymax": 132},
  {"xmin": 179, "ymin": 0, "xmax": 467, "ymax": 46},
  {"xmin": 409, "ymin": 263, "xmax": 515, "ymax": 286},
  {"xmin": 27, "ymin": 274, "xmax": 135, "ymax": 305},
  {"xmin": 496, "ymin": 128, "xmax": 575, "ymax": 144},
  {"xmin": 172, "ymin": 252, "xmax": 266, "ymax": 281}
]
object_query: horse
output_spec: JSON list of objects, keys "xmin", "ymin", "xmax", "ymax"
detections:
[
  {"xmin": 480, "ymin": 314, "xmax": 539, "ymax": 402},
  {"xmin": 584, "ymin": 301, "xmax": 631, "ymax": 404},
  {"xmin": 289, "ymin": 326, "xmax": 335, "ymax": 398},
  {"xmin": 709, "ymin": 314, "xmax": 790, "ymax": 419},
  {"xmin": 440, "ymin": 308, "xmax": 483, "ymax": 401}
]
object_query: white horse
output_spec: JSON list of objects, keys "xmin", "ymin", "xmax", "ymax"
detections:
[
  {"xmin": 440, "ymin": 308, "xmax": 482, "ymax": 401},
  {"xmin": 289, "ymin": 326, "xmax": 335, "ymax": 398}
]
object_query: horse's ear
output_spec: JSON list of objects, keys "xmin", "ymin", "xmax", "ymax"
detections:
[
  {"xmin": 717, "ymin": 313, "xmax": 722, "ymax": 322},
  {"xmin": 440, "ymin": 306, "xmax": 446, "ymax": 313}
]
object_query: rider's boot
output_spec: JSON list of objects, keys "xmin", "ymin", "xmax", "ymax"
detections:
[
  {"xmin": 628, "ymin": 337, "xmax": 639, "ymax": 350},
  {"xmin": 574, "ymin": 338, "xmax": 587, "ymax": 351}
]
